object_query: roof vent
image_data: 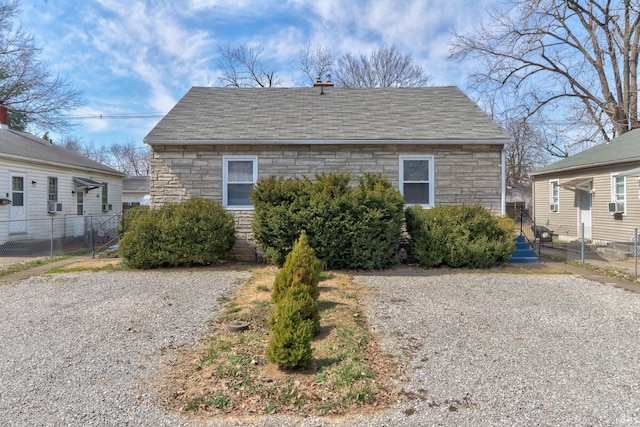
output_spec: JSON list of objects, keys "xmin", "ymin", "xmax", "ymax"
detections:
[{"xmin": 314, "ymin": 74, "xmax": 333, "ymax": 94}]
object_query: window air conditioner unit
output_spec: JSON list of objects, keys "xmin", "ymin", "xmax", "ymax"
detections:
[
  {"xmin": 549, "ymin": 203, "xmax": 558, "ymax": 212},
  {"xmin": 48, "ymin": 202, "xmax": 61, "ymax": 213},
  {"xmin": 608, "ymin": 202, "xmax": 624, "ymax": 214}
]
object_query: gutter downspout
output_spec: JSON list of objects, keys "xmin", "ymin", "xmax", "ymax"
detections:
[{"xmin": 501, "ymin": 147, "xmax": 506, "ymax": 216}]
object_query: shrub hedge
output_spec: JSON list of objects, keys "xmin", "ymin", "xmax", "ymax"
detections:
[
  {"xmin": 251, "ymin": 172, "xmax": 405, "ymax": 269},
  {"xmin": 119, "ymin": 197, "xmax": 236, "ymax": 269},
  {"xmin": 405, "ymin": 204, "xmax": 515, "ymax": 269}
]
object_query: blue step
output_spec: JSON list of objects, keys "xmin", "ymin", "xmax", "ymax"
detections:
[{"xmin": 510, "ymin": 235, "xmax": 539, "ymax": 263}]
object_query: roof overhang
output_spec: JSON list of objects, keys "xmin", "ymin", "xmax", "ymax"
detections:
[
  {"xmin": 619, "ymin": 166, "xmax": 640, "ymax": 177},
  {"xmin": 143, "ymin": 138, "xmax": 511, "ymax": 146},
  {"xmin": 73, "ymin": 177, "xmax": 104, "ymax": 190},
  {"xmin": 560, "ymin": 176, "xmax": 592, "ymax": 191}
]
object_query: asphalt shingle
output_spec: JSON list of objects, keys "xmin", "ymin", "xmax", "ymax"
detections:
[
  {"xmin": 0, "ymin": 128, "xmax": 122, "ymax": 175},
  {"xmin": 144, "ymin": 86, "xmax": 510, "ymax": 143}
]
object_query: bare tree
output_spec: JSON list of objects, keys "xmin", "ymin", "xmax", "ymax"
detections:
[
  {"xmin": 503, "ymin": 118, "xmax": 549, "ymax": 185},
  {"xmin": 334, "ymin": 46, "xmax": 431, "ymax": 87},
  {"xmin": 0, "ymin": 0, "xmax": 82, "ymax": 133},
  {"xmin": 57, "ymin": 136, "xmax": 150, "ymax": 175},
  {"xmin": 108, "ymin": 141, "xmax": 149, "ymax": 176},
  {"xmin": 450, "ymin": 0, "xmax": 640, "ymax": 142},
  {"xmin": 217, "ymin": 43, "xmax": 280, "ymax": 88},
  {"xmin": 297, "ymin": 43, "xmax": 335, "ymax": 86}
]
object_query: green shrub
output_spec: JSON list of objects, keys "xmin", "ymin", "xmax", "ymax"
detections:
[
  {"xmin": 272, "ymin": 231, "xmax": 321, "ymax": 303},
  {"xmin": 405, "ymin": 204, "xmax": 515, "ymax": 269},
  {"xmin": 271, "ymin": 283, "xmax": 321, "ymax": 336},
  {"xmin": 118, "ymin": 205, "xmax": 150, "ymax": 235},
  {"xmin": 251, "ymin": 172, "xmax": 404, "ymax": 269},
  {"xmin": 267, "ymin": 296, "xmax": 314, "ymax": 369},
  {"xmin": 119, "ymin": 197, "xmax": 236, "ymax": 269}
]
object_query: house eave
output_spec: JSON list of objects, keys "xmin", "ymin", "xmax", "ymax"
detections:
[
  {"xmin": 143, "ymin": 138, "xmax": 510, "ymax": 146},
  {"xmin": 0, "ymin": 152, "xmax": 125, "ymax": 177},
  {"xmin": 530, "ymin": 157, "xmax": 640, "ymax": 177}
]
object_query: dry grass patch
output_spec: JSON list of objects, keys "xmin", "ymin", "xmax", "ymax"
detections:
[{"xmin": 159, "ymin": 265, "xmax": 402, "ymax": 420}]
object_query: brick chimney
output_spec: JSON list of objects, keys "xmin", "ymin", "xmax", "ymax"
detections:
[{"xmin": 0, "ymin": 105, "xmax": 8, "ymax": 129}]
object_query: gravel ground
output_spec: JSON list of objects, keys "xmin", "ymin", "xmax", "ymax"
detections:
[{"xmin": 1, "ymin": 270, "xmax": 639, "ymax": 426}]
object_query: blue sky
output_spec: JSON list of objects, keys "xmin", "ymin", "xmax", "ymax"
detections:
[{"xmin": 19, "ymin": 0, "xmax": 498, "ymax": 149}]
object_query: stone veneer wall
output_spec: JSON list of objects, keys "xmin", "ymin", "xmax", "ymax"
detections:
[{"xmin": 149, "ymin": 143, "xmax": 504, "ymax": 261}]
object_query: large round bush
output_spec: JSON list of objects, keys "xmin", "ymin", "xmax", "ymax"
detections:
[{"xmin": 119, "ymin": 197, "xmax": 236, "ymax": 269}]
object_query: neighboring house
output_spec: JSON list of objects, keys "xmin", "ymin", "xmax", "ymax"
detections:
[
  {"xmin": 530, "ymin": 128, "xmax": 640, "ymax": 243},
  {"xmin": 122, "ymin": 176, "xmax": 150, "ymax": 210},
  {"xmin": 0, "ymin": 107, "xmax": 124, "ymax": 247},
  {"xmin": 144, "ymin": 85, "xmax": 511, "ymax": 260},
  {"xmin": 506, "ymin": 181, "xmax": 532, "ymax": 220}
]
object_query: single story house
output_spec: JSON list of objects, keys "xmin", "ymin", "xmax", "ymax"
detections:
[
  {"xmin": 144, "ymin": 85, "xmax": 512, "ymax": 260},
  {"xmin": 122, "ymin": 175, "xmax": 150, "ymax": 210},
  {"xmin": 0, "ymin": 107, "xmax": 124, "ymax": 247},
  {"xmin": 530, "ymin": 128, "xmax": 640, "ymax": 243}
]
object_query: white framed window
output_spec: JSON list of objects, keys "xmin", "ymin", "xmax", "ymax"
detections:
[
  {"xmin": 610, "ymin": 174, "xmax": 626, "ymax": 214},
  {"xmin": 76, "ymin": 191, "xmax": 84, "ymax": 215},
  {"xmin": 223, "ymin": 155, "xmax": 258, "ymax": 208},
  {"xmin": 549, "ymin": 180, "xmax": 559, "ymax": 212},
  {"xmin": 399, "ymin": 155, "xmax": 434, "ymax": 207},
  {"xmin": 101, "ymin": 183, "xmax": 109, "ymax": 212}
]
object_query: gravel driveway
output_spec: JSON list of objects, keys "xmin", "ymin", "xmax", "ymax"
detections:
[{"xmin": 0, "ymin": 269, "xmax": 639, "ymax": 426}]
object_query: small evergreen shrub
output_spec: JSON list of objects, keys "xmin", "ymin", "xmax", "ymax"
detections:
[
  {"xmin": 267, "ymin": 296, "xmax": 314, "ymax": 369},
  {"xmin": 251, "ymin": 172, "xmax": 404, "ymax": 269},
  {"xmin": 271, "ymin": 283, "xmax": 320, "ymax": 336},
  {"xmin": 119, "ymin": 197, "xmax": 236, "ymax": 269},
  {"xmin": 405, "ymin": 204, "xmax": 515, "ymax": 269},
  {"xmin": 272, "ymin": 231, "xmax": 321, "ymax": 303}
]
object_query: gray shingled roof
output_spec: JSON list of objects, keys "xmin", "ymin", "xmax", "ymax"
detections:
[
  {"xmin": 144, "ymin": 86, "xmax": 510, "ymax": 143},
  {"xmin": 0, "ymin": 128, "xmax": 123, "ymax": 176},
  {"xmin": 531, "ymin": 128, "xmax": 640, "ymax": 176},
  {"xmin": 123, "ymin": 175, "xmax": 149, "ymax": 192}
]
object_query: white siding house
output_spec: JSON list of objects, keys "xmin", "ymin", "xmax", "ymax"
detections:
[{"xmin": 0, "ymin": 115, "xmax": 124, "ymax": 247}]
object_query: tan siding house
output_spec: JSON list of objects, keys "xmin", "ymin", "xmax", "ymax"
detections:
[
  {"xmin": 145, "ymin": 86, "xmax": 511, "ymax": 260},
  {"xmin": 530, "ymin": 129, "xmax": 640, "ymax": 243}
]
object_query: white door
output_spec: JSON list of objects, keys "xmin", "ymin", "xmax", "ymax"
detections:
[
  {"xmin": 577, "ymin": 189, "xmax": 592, "ymax": 240},
  {"xmin": 9, "ymin": 174, "xmax": 26, "ymax": 234}
]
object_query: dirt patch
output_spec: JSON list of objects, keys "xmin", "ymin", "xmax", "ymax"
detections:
[
  {"xmin": 157, "ymin": 266, "xmax": 404, "ymax": 422},
  {"xmin": 59, "ymin": 258, "xmax": 123, "ymax": 270}
]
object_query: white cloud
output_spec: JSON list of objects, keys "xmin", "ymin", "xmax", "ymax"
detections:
[{"xmin": 82, "ymin": 1, "xmax": 217, "ymax": 110}]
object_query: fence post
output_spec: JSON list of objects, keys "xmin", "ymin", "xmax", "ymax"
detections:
[
  {"xmin": 91, "ymin": 224, "xmax": 95, "ymax": 259},
  {"xmin": 581, "ymin": 222, "xmax": 585, "ymax": 266},
  {"xmin": 50, "ymin": 217, "xmax": 54, "ymax": 259},
  {"xmin": 635, "ymin": 228, "xmax": 638, "ymax": 279}
]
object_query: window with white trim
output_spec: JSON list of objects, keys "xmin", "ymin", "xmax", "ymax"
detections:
[
  {"xmin": 611, "ymin": 174, "xmax": 626, "ymax": 213},
  {"xmin": 47, "ymin": 176, "xmax": 58, "ymax": 213},
  {"xmin": 102, "ymin": 183, "xmax": 109, "ymax": 211},
  {"xmin": 399, "ymin": 155, "xmax": 434, "ymax": 207},
  {"xmin": 223, "ymin": 156, "xmax": 257, "ymax": 208},
  {"xmin": 549, "ymin": 180, "xmax": 559, "ymax": 212}
]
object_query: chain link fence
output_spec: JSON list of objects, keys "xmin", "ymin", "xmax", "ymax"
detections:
[
  {"xmin": 541, "ymin": 223, "xmax": 639, "ymax": 280},
  {"xmin": 0, "ymin": 213, "xmax": 122, "ymax": 262}
]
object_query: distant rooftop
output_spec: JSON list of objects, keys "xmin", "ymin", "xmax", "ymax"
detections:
[
  {"xmin": 531, "ymin": 128, "xmax": 640, "ymax": 176},
  {"xmin": 0, "ymin": 128, "xmax": 122, "ymax": 176},
  {"xmin": 123, "ymin": 176, "xmax": 150, "ymax": 192}
]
